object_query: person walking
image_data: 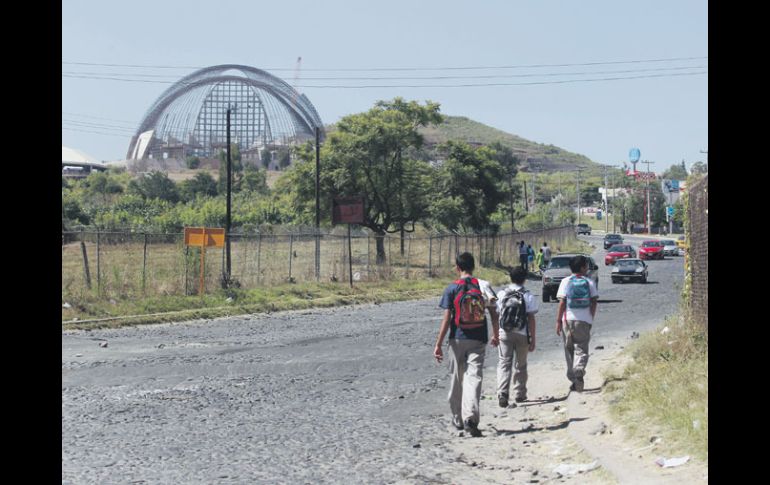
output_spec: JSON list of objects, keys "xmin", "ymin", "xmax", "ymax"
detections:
[
  {"xmin": 555, "ymin": 255, "xmax": 599, "ymax": 392},
  {"xmin": 434, "ymin": 252, "xmax": 499, "ymax": 437},
  {"xmin": 535, "ymin": 248, "xmax": 545, "ymax": 275},
  {"xmin": 518, "ymin": 241, "xmax": 528, "ymax": 272},
  {"xmin": 496, "ymin": 267, "xmax": 538, "ymax": 406},
  {"xmin": 541, "ymin": 242, "xmax": 552, "ymax": 268},
  {"xmin": 527, "ymin": 244, "xmax": 535, "ymax": 274}
]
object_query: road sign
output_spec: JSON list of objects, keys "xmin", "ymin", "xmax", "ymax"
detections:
[
  {"xmin": 667, "ymin": 206, "xmax": 675, "ymax": 216},
  {"xmin": 184, "ymin": 227, "xmax": 225, "ymax": 247},
  {"xmin": 332, "ymin": 196, "xmax": 365, "ymax": 225}
]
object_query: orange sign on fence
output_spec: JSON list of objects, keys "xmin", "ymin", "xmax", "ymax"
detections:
[{"xmin": 184, "ymin": 227, "xmax": 225, "ymax": 248}]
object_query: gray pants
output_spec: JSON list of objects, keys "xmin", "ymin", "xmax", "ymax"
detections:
[
  {"xmin": 447, "ymin": 338, "xmax": 486, "ymax": 426},
  {"xmin": 562, "ymin": 320, "xmax": 591, "ymax": 383},
  {"xmin": 497, "ymin": 329, "xmax": 529, "ymax": 400}
]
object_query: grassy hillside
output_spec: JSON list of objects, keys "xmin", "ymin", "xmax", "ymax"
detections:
[{"xmin": 418, "ymin": 115, "xmax": 599, "ymax": 172}]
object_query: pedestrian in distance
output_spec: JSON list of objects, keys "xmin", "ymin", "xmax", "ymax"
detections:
[
  {"xmin": 555, "ymin": 255, "xmax": 599, "ymax": 393},
  {"xmin": 527, "ymin": 244, "xmax": 535, "ymax": 274},
  {"xmin": 535, "ymin": 248, "xmax": 545, "ymax": 275},
  {"xmin": 541, "ymin": 242, "xmax": 552, "ymax": 268},
  {"xmin": 496, "ymin": 266, "xmax": 538, "ymax": 407},
  {"xmin": 518, "ymin": 241, "xmax": 528, "ymax": 273},
  {"xmin": 434, "ymin": 252, "xmax": 500, "ymax": 438}
]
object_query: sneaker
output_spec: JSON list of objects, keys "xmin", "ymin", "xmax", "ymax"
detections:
[
  {"xmin": 514, "ymin": 395, "xmax": 527, "ymax": 403},
  {"xmin": 464, "ymin": 419, "xmax": 482, "ymax": 438},
  {"xmin": 569, "ymin": 382, "xmax": 576, "ymax": 392},
  {"xmin": 498, "ymin": 395, "xmax": 509, "ymax": 408},
  {"xmin": 574, "ymin": 378, "xmax": 584, "ymax": 392},
  {"xmin": 452, "ymin": 416, "xmax": 464, "ymax": 430}
]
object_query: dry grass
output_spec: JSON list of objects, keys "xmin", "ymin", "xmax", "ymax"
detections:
[{"xmin": 605, "ymin": 313, "xmax": 708, "ymax": 461}]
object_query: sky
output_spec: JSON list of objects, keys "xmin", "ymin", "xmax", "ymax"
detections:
[{"xmin": 62, "ymin": 0, "xmax": 707, "ymax": 174}]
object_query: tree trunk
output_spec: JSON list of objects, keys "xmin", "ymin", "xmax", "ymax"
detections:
[{"xmin": 375, "ymin": 231, "xmax": 387, "ymax": 264}]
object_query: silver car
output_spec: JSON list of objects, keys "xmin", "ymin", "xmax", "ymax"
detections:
[
  {"xmin": 660, "ymin": 239, "xmax": 678, "ymax": 256},
  {"xmin": 541, "ymin": 254, "xmax": 599, "ymax": 303}
]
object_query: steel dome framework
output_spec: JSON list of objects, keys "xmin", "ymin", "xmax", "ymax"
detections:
[{"xmin": 126, "ymin": 64, "xmax": 324, "ymax": 159}]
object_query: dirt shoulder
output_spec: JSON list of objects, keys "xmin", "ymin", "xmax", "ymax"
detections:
[{"xmin": 432, "ymin": 334, "xmax": 707, "ymax": 484}]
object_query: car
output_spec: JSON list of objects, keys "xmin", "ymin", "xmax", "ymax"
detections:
[
  {"xmin": 611, "ymin": 258, "xmax": 648, "ymax": 284},
  {"xmin": 676, "ymin": 235, "xmax": 686, "ymax": 248},
  {"xmin": 603, "ymin": 233, "xmax": 624, "ymax": 249},
  {"xmin": 541, "ymin": 253, "xmax": 599, "ymax": 303},
  {"xmin": 576, "ymin": 223, "xmax": 591, "ymax": 235},
  {"xmin": 638, "ymin": 240, "xmax": 665, "ymax": 260},
  {"xmin": 604, "ymin": 244, "xmax": 636, "ymax": 265},
  {"xmin": 660, "ymin": 239, "xmax": 679, "ymax": 256}
]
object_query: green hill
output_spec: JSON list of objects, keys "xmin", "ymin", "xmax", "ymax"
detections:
[{"xmin": 417, "ymin": 115, "xmax": 599, "ymax": 172}]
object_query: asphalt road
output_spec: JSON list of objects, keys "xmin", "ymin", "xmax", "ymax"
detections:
[{"xmin": 62, "ymin": 234, "xmax": 685, "ymax": 484}]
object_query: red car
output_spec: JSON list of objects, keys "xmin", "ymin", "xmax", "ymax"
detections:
[
  {"xmin": 605, "ymin": 244, "xmax": 636, "ymax": 265},
  {"xmin": 639, "ymin": 240, "xmax": 665, "ymax": 260}
]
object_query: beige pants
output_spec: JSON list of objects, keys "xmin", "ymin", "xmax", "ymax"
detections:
[
  {"xmin": 447, "ymin": 338, "xmax": 486, "ymax": 426},
  {"xmin": 562, "ymin": 320, "xmax": 591, "ymax": 383},
  {"xmin": 497, "ymin": 329, "xmax": 529, "ymax": 400}
]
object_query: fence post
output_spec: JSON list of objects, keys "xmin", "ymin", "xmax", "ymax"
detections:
[
  {"xmin": 428, "ymin": 235, "xmax": 433, "ymax": 277},
  {"xmin": 80, "ymin": 231, "xmax": 91, "ymax": 290},
  {"xmin": 288, "ymin": 234, "xmax": 294, "ymax": 282},
  {"xmin": 142, "ymin": 232, "xmax": 148, "ymax": 294},
  {"xmin": 96, "ymin": 230, "xmax": 101, "ymax": 296},
  {"xmin": 438, "ymin": 235, "xmax": 442, "ymax": 269},
  {"xmin": 256, "ymin": 233, "xmax": 262, "ymax": 284},
  {"xmin": 405, "ymin": 236, "xmax": 411, "ymax": 279},
  {"xmin": 367, "ymin": 234, "xmax": 371, "ymax": 277},
  {"xmin": 184, "ymin": 246, "xmax": 189, "ymax": 296}
]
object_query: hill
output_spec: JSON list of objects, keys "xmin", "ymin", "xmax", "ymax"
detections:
[{"xmin": 417, "ymin": 115, "xmax": 599, "ymax": 173}]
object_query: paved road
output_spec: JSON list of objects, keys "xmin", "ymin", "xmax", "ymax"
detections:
[{"xmin": 62, "ymin": 234, "xmax": 684, "ymax": 484}]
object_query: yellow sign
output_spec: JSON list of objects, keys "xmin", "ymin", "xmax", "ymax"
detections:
[{"xmin": 184, "ymin": 227, "xmax": 225, "ymax": 248}]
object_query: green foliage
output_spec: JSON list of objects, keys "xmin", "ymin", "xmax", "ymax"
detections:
[
  {"xmin": 429, "ymin": 141, "xmax": 506, "ymax": 232},
  {"xmin": 179, "ymin": 172, "xmax": 218, "ymax": 202},
  {"xmin": 242, "ymin": 166, "xmax": 269, "ymax": 194},
  {"xmin": 128, "ymin": 171, "xmax": 179, "ymax": 203},
  {"xmin": 662, "ymin": 161, "xmax": 688, "ymax": 180},
  {"xmin": 217, "ymin": 144, "xmax": 244, "ymax": 193},
  {"xmin": 185, "ymin": 156, "xmax": 201, "ymax": 169},
  {"xmin": 689, "ymin": 161, "xmax": 707, "ymax": 175},
  {"xmin": 277, "ymin": 148, "xmax": 291, "ymax": 169},
  {"xmin": 260, "ymin": 148, "xmax": 271, "ymax": 169}
]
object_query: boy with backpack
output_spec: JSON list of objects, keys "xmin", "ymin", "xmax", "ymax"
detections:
[
  {"xmin": 518, "ymin": 241, "xmax": 528, "ymax": 272},
  {"xmin": 555, "ymin": 255, "xmax": 599, "ymax": 392},
  {"xmin": 496, "ymin": 266, "xmax": 538, "ymax": 406},
  {"xmin": 434, "ymin": 252, "xmax": 499, "ymax": 437}
]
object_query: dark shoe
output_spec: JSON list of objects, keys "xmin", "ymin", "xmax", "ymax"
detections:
[
  {"xmin": 498, "ymin": 395, "xmax": 509, "ymax": 408},
  {"xmin": 464, "ymin": 419, "xmax": 482, "ymax": 438},
  {"xmin": 574, "ymin": 378, "xmax": 584, "ymax": 392},
  {"xmin": 569, "ymin": 382, "xmax": 576, "ymax": 392},
  {"xmin": 514, "ymin": 395, "xmax": 527, "ymax": 403}
]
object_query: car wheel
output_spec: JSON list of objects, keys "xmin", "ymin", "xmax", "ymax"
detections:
[
  {"xmin": 611, "ymin": 278, "xmax": 617, "ymax": 284},
  {"xmin": 641, "ymin": 275, "xmax": 647, "ymax": 283}
]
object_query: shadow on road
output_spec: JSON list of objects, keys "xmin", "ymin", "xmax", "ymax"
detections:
[
  {"xmin": 491, "ymin": 417, "xmax": 589, "ymax": 436},
  {"xmin": 597, "ymin": 299, "xmax": 623, "ymax": 303}
]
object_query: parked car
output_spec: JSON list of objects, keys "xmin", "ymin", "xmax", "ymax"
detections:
[
  {"xmin": 638, "ymin": 240, "xmax": 665, "ymax": 260},
  {"xmin": 611, "ymin": 258, "xmax": 648, "ymax": 283},
  {"xmin": 576, "ymin": 223, "xmax": 592, "ymax": 235},
  {"xmin": 541, "ymin": 253, "xmax": 599, "ymax": 302},
  {"xmin": 604, "ymin": 244, "xmax": 636, "ymax": 265},
  {"xmin": 676, "ymin": 235, "xmax": 686, "ymax": 248},
  {"xmin": 660, "ymin": 239, "xmax": 679, "ymax": 256},
  {"xmin": 603, "ymin": 233, "xmax": 624, "ymax": 249}
]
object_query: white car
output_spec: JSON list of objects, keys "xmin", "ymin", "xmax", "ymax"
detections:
[{"xmin": 660, "ymin": 239, "xmax": 679, "ymax": 256}]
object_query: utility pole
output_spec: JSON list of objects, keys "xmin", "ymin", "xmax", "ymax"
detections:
[
  {"xmin": 225, "ymin": 106, "xmax": 232, "ymax": 282},
  {"xmin": 576, "ymin": 168, "xmax": 583, "ymax": 225},
  {"xmin": 315, "ymin": 126, "xmax": 321, "ymax": 281},
  {"xmin": 603, "ymin": 165, "xmax": 609, "ymax": 233},
  {"xmin": 642, "ymin": 160, "xmax": 655, "ymax": 234}
]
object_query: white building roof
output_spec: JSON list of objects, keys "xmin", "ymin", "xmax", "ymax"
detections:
[{"xmin": 62, "ymin": 146, "xmax": 103, "ymax": 165}]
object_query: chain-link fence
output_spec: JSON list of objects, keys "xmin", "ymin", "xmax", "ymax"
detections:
[
  {"xmin": 62, "ymin": 226, "xmax": 575, "ymax": 300},
  {"xmin": 685, "ymin": 174, "xmax": 708, "ymax": 332}
]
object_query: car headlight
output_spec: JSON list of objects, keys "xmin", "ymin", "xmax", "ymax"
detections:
[{"xmin": 635, "ymin": 268, "xmax": 644, "ymax": 272}]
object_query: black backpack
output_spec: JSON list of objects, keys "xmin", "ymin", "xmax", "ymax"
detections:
[{"xmin": 498, "ymin": 287, "xmax": 528, "ymax": 332}]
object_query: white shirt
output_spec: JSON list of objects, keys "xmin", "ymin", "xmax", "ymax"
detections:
[
  {"xmin": 556, "ymin": 275, "xmax": 599, "ymax": 324},
  {"xmin": 541, "ymin": 246, "xmax": 552, "ymax": 260},
  {"xmin": 496, "ymin": 283, "xmax": 538, "ymax": 336}
]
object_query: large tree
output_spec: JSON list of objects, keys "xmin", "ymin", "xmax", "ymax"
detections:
[
  {"xmin": 429, "ymin": 141, "xmax": 507, "ymax": 233},
  {"xmin": 488, "ymin": 142, "xmax": 520, "ymax": 231},
  {"xmin": 275, "ymin": 98, "xmax": 442, "ymax": 264}
]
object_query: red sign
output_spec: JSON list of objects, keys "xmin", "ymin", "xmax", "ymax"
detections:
[{"xmin": 332, "ymin": 196, "xmax": 365, "ymax": 225}]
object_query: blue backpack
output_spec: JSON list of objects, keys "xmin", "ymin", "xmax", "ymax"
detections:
[{"xmin": 566, "ymin": 276, "xmax": 592, "ymax": 309}]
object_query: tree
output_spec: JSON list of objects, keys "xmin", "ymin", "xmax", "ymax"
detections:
[
  {"xmin": 275, "ymin": 97, "xmax": 443, "ymax": 264},
  {"xmin": 690, "ymin": 161, "xmax": 708, "ymax": 175},
  {"xmin": 186, "ymin": 156, "xmax": 201, "ymax": 169},
  {"xmin": 488, "ymin": 142, "xmax": 520, "ymax": 231},
  {"xmin": 277, "ymin": 148, "xmax": 291, "ymax": 170},
  {"xmin": 260, "ymin": 149, "xmax": 272, "ymax": 170},
  {"xmin": 85, "ymin": 171, "xmax": 124, "ymax": 205},
  {"xmin": 428, "ymin": 141, "xmax": 506, "ymax": 232},
  {"xmin": 179, "ymin": 172, "xmax": 218, "ymax": 202},
  {"xmin": 242, "ymin": 166, "xmax": 269, "ymax": 194},
  {"xmin": 662, "ymin": 162, "xmax": 688, "ymax": 180},
  {"xmin": 128, "ymin": 171, "xmax": 179, "ymax": 203}
]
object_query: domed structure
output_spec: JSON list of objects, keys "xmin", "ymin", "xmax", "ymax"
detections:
[{"xmin": 126, "ymin": 64, "xmax": 324, "ymax": 160}]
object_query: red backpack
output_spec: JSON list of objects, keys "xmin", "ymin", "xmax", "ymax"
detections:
[{"xmin": 452, "ymin": 277, "xmax": 487, "ymax": 330}]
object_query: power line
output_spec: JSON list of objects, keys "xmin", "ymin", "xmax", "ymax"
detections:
[
  {"xmin": 62, "ymin": 111, "xmax": 140, "ymax": 126},
  {"xmin": 62, "ymin": 127, "xmax": 132, "ymax": 138},
  {"xmin": 61, "ymin": 65, "xmax": 707, "ymax": 82},
  {"xmin": 62, "ymin": 70, "xmax": 707, "ymax": 89},
  {"xmin": 61, "ymin": 56, "xmax": 707, "ymax": 72},
  {"xmin": 62, "ymin": 119, "xmax": 136, "ymax": 132}
]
